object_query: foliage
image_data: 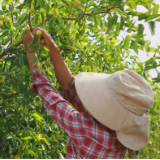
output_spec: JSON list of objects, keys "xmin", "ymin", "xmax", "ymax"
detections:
[{"xmin": 0, "ymin": 0, "xmax": 160, "ymax": 158}]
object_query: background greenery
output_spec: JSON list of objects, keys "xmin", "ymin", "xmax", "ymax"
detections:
[{"xmin": 0, "ymin": 0, "xmax": 160, "ymax": 158}]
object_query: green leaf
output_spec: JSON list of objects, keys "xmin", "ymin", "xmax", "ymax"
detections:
[
  {"xmin": 153, "ymin": 3, "xmax": 159, "ymax": 15},
  {"xmin": 37, "ymin": 62, "xmax": 42, "ymax": 74},
  {"xmin": 61, "ymin": 0, "xmax": 70, "ymax": 6},
  {"xmin": 127, "ymin": 0, "xmax": 136, "ymax": 9},
  {"xmin": 27, "ymin": 150, "xmax": 37, "ymax": 158},
  {"xmin": 30, "ymin": 58, "xmax": 38, "ymax": 62},
  {"xmin": 22, "ymin": 136, "xmax": 33, "ymax": 140},
  {"xmin": 146, "ymin": 14, "xmax": 160, "ymax": 21},
  {"xmin": 0, "ymin": 31, "xmax": 9, "ymax": 37},
  {"xmin": 75, "ymin": 12, "xmax": 84, "ymax": 24},
  {"xmin": 32, "ymin": 113, "xmax": 43, "ymax": 122},
  {"xmin": 120, "ymin": 16, "xmax": 125, "ymax": 30},
  {"xmin": 41, "ymin": 11, "xmax": 45, "ymax": 28},
  {"xmin": 27, "ymin": 35, "xmax": 39, "ymax": 48},
  {"xmin": 27, "ymin": 47, "xmax": 39, "ymax": 53},
  {"xmin": 138, "ymin": 24, "xmax": 144, "ymax": 35},
  {"xmin": 124, "ymin": 35, "xmax": 130, "ymax": 48},
  {"xmin": 150, "ymin": 109, "xmax": 160, "ymax": 115},
  {"xmin": 17, "ymin": 14, "xmax": 28, "ymax": 25},
  {"xmin": 138, "ymin": 14, "xmax": 148, "ymax": 21},
  {"xmin": 148, "ymin": 21, "xmax": 155, "ymax": 35}
]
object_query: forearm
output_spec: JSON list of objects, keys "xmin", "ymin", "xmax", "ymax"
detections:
[
  {"xmin": 22, "ymin": 30, "xmax": 44, "ymax": 74},
  {"xmin": 49, "ymin": 45, "xmax": 72, "ymax": 91},
  {"xmin": 26, "ymin": 53, "xmax": 38, "ymax": 70}
]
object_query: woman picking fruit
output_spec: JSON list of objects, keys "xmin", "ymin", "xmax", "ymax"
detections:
[{"xmin": 22, "ymin": 28, "xmax": 154, "ymax": 159}]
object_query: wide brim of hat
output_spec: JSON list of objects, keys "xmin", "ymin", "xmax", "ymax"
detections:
[
  {"xmin": 116, "ymin": 112, "xmax": 149, "ymax": 151},
  {"xmin": 75, "ymin": 72, "xmax": 149, "ymax": 151}
]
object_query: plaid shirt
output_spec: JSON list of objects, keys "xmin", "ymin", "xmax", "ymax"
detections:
[{"xmin": 29, "ymin": 66, "xmax": 127, "ymax": 159}]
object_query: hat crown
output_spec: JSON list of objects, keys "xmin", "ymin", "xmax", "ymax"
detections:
[{"xmin": 108, "ymin": 70, "xmax": 154, "ymax": 116}]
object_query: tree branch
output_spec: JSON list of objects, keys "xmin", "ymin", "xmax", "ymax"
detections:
[
  {"xmin": 28, "ymin": 3, "xmax": 33, "ymax": 32},
  {"xmin": 11, "ymin": 2, "xmax": 14, "ymax": 23},
  {"xmin": 0, "ymin": 5, "xmax": 120, "ymax": 59},
  {"xmin": 0, "ymin": 41, "xmax": 22, "ymax": 59}
]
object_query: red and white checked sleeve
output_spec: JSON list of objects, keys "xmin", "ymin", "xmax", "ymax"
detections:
[
  {"xmin": 29, "ymin": 66, "xmax": 90, "ymax": 145},
  {"xmin": 58, "ymin": 76, "xmax": 86, "ymax": 113}
]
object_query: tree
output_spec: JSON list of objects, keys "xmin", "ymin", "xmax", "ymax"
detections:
[{"xmin": 0, "ymin": 0, "xmax": 160, "ymax": 158}]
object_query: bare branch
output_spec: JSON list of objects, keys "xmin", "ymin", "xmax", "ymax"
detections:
[
  {"xmin": 3, "ymin": 55, "xmax": 8, "ymax": 72},
  {"xmin": 58, "ymin": 6, "xmax": 64, "ymax": 9},
  {"xmin": 61, "ymin": 16, "xmax": 76, "ymax": 20}
]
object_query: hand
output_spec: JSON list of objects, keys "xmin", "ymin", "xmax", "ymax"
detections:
[
  {"xmin": 33, "ymin": 27, "xmax": 58, "ymax": 51},
  {"xmin": 22, "ymin": 29, "xmax": 34, "ymax": 51}
]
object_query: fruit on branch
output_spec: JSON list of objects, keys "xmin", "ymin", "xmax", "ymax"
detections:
[
  {"xmin": 0, "ymin": 20, "xmax": 3, "ymax": 27},
  {"xmin": 36, "ymin": 30, "xmax": 42, "ymax": 38},
  {"xmin": 45, "ymin": 60, "xmax": 50, "ymax": 67},
  {"xmin": 0, "ymin": 15, "xmax": 3, "ymax": 20},
  {"xmin": 0, "ymin": 76, "xmax": 5, "ymax": 83},
  {"xmin": 73, "ymin": 0, "xmax": 81, "ymax": 7},
  {"xmin": 29, "ymin": 8, "xmax": 35, "ymax": 14},
  {"xmin": 64, "ymin": 4, "xmax": 68, "ymax": 8},
  {"xmin": 41, "ymin": 39, "xmax": 45, "ymax": 44},
  {"xmin": 5, "ymin": 16, "xmax": 9, "ymax": 23},
  {"xmin": 12, "ymin": 90, "xmax": 16, "ymax": 94}
]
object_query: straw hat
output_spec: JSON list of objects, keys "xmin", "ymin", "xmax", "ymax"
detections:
[{"xmin": 75, "ymin": 70, "xmax": 154, "ymax": 151}]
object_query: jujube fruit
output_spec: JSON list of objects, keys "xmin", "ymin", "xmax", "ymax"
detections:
[
  {"xmin": 29, "ymin": 8, "xmax": 35, "ymax": 14},
  {"xmin": 0, "ymin": 15, "xmax": 3, "ymax": 20},
  {"xmin": 73, "ymin": 0, "xmax": 81, "ymax": 7},
  {"xmin": 0, "ymin": 76, "xmax": 5, "ymax": 83},
  {"xmin": 45, "ymin": 60, "xmax": 50, "ymax": 67},
  {"xmin": 5, "ymin": 16, "xmax": 9, "ymax": 23},
  {"xmin": 41, "ymin": 39, "xmax": 45, "ymax": 43},
  {"xmin": 36, "ymin": 30, "xmax": 42, "ymax": 38},
  {"xmin": 0, "ymin": 21, "xmax": 3, "ymax": 27}
]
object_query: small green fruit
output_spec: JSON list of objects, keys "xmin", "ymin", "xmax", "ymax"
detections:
[
  {"xmin": 45, "ymin": 60, "xmax": 50, "ymax": 67},
  {"xmin": 0, "ymin": 15, "xmax": 3, "ymax": 20},
  {"xmin": 0, "ymin": 21, "xmax": 3, "ymax": 27},
  {"xmin": 5, "ymin": 16, "xmax": 9, "ymax": 23},
  {"xmin": 29, "ymin": 8, "xmax": 35, "ymax": 14},
  {"xmin": 36, "ymin": 30, "xmax": 42, "ymax": 37},
  {"xmin": 41, "ymin": 39, "xmax": 45, "ymax": 43},
  {"xmin": 0, "ymin": 76, "xmax": 5, "ymax": 83},
  {"xmin": 73, "ymin": 0, "xmax": 81, "ymax": 7}
]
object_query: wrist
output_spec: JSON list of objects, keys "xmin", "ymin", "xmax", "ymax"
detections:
[{"xmin": 49, "ymin": 45, "xmax": 60, "ymax": 55}]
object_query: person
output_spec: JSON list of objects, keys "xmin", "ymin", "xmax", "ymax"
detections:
[{"xmin": 22, "ymin": 28, "xmax": 154, "ymax": 159}]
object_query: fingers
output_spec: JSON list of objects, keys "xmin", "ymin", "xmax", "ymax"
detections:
[{"xmin": 33, "ymin": 27, "xmax": 48, "ymax": 37}]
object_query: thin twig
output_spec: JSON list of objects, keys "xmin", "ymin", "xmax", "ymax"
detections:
[
  {"xmin": 3, "ymin": 55, "xmax": 8, "ymax": 72},
  {"xmin": 11, "ymin": 2, "xmax": 14, "ymax": 23},
  {"xmin": 58, "ymin": 6, "xmax": 64, "ymax": 9},
  {"xmin": 28, "ymin": 3, "xmax": 33, "ymax": 32}
]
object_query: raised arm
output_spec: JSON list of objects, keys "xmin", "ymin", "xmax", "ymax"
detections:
[
  {"xmin": 22, "ymin": 30, "xmax": 38, "ymax": 70},
  {"xmin": 22, "ymin": 29, "xmax": 85, "ymax": 113},
  {"xmin": 33, "ymin": 27, "xmax": 72, "ymax": 91}
]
